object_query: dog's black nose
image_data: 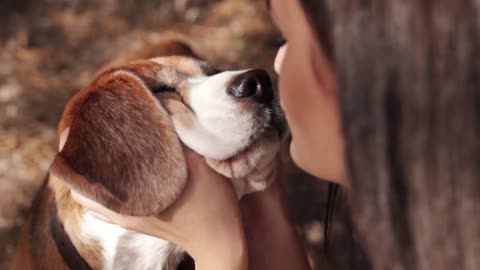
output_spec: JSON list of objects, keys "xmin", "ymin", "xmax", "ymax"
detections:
[{"xmin": 228, "ymin": 69, "xmax": 273, "ymax": 103}]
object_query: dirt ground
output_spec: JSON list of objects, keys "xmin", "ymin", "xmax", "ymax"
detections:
[{"xmin": 0, "ymin": 1, "xmax": 333, "ymax": 269}]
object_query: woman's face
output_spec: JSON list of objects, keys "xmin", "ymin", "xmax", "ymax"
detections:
[{"xmin": 270, "ymin": 0, "xmax": 347, "ymax": 185}]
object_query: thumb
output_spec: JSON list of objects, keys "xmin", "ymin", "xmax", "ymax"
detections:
[{"xmin": 71, "ymin": 190, "xmax": 116, "ymax": 225}]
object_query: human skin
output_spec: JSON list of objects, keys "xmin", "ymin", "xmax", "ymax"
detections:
[
  {"xmin": 68, "ymin": 0, "xmax": 346, "ymax": 269},
  {"xmin": 271, "ymin": 0, "xmax": 346, "ymax": 185}
]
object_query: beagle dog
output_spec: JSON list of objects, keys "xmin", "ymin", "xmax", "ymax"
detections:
[{"xmin": 11, "ymin": 41, "xmax": 286, "ymax": 270}]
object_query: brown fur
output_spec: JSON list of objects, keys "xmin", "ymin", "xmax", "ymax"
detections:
[
  {"xmin": 50, "ymin": 67, "xmax": 187, "ymax": 216},
  {"xmin": 12, "ymin": 39, "xmax": 198, "ymax": 270},
  {"xmin": 49, "ymin": 175, "xmax": 103, "ymax": 269},
  {"xmin": 10, "ymin": 175, "xmax": 96, "ymax": 270},
  {"xmin": 96, "ymin": 37, "xmax": 199, "ymax": 75}
]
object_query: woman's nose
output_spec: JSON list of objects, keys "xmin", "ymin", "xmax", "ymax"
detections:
[{"xmin": 274, "ymin": 43, "xmax": 288, "ymax": 75}]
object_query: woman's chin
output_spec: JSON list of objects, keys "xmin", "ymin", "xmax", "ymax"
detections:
[{"xmin": 289, "ymin": 139, "xmax": 346, "ymax": 185}]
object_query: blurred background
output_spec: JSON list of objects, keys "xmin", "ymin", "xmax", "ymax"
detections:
[{"xmin": 0, "ymin": 0, "xmax": 336, "ymax": 269}]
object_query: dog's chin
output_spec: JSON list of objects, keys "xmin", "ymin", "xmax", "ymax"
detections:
[
  {"xmin": 205, "ymin": 127, "xmax": 284, "ymax": 198},
  {"xmin": 206, "ymin": 113, "xmax": 288, "ymax": 180},
  {"xmin": 203, "ymin": 104, "xmax": 287, "ymax": 197},
  {"xmin": 231, "ymin": 104, "xmax": 288, "ymax": 161}
]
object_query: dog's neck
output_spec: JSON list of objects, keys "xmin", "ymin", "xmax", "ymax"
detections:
[
  {"xmin": 49, "ymin": 202, "xmax": 93, "ymax": 270},
  {"xmin": 49, "ymin": 175, "xmax": 183, "ymax": 270}
]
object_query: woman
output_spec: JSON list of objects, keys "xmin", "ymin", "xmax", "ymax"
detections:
[{"xmin": 70, "ymin": 0, "xmax": 480, "ymax": 269}]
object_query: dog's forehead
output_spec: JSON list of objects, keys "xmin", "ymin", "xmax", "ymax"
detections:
[{"xmin": 151, "ymin": 56, "xmax": 207, "ymax": 77}]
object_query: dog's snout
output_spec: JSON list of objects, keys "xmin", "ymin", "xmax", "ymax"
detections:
[{"xmin": 228, "ymin": 69, "xmax": 273, "ymax": 103}]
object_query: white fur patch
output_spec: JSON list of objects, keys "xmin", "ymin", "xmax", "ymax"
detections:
[
  {"xmin": 81, "ymin": 212, "xmax": 181, "ymax": 270},
  {"xmin": 82, "ymin": 212, "xmax": 127, "ymax": 270},
  {"xmin": 174, "ymin": 70, "xmax": 259, "ymax": 160},
  {"xmin": 113, "ymin": 233, "xmax": 183, "ymax": 270}
]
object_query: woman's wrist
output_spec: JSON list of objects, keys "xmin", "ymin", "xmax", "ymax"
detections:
[
  {"xmin": 240, "ymin": 176, "xmax": 311, "ymax": 270},
  {"xmin": 193, "ymin": 235, "xmax": 248, "ymax": 270},
  {"xmin": 241, "ymin": 173, "xmax": 290, "ymax": 226},
  {"xmin": 186, "ymin": 203, "xmax": 248, "ymax": 270}
]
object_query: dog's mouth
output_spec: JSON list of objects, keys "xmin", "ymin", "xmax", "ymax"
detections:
[
  {"xmin": 269, "ymin": 101, "xmax": 289, "ymax": 141},
  {"xmin": 232, "ymin": 93, "xmax": 289, "ymax": 160},
  {"xmin": 218, "ymin": 69, "xmax": 288, "ymax": 160},
  {"xmin": 255, "ymin": 102, "xmax": 288, "ymax": 141}
]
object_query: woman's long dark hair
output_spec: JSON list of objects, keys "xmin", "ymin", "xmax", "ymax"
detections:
[{"xmin": 300, "ymin": 1, "xmax": 480, "ymax": 269}]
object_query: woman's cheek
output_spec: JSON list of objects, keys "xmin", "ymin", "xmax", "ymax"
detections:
[
  {"xmin": 278, "ymin": 60, "xmax": 294, "ymax": 126},
  {"xmin": 278, "ymin": 48, "xmax": 303, "ymax": 127}
]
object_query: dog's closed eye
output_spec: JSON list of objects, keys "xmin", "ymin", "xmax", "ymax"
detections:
[
  {"xmin": 151, "ymin": 83, "xmax": 176, "ymax": 94},
  {"xmin": 116, "ymin": 60, "xmax": 178, "ymax": 95}
]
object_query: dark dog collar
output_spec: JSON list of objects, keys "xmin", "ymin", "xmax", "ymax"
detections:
[{"xmin": 49, "ymin": 202, "xmax": 93, "ymax": 270}]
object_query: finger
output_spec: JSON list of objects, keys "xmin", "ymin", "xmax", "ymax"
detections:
[
  {"xmin": 72, "ymin": 191, "xmax": 161, "ymax": 235},
  {"xmin": 71, "ymin": 190, "xmax": 121, "ymax": 224},
  {"xmin": 87, "ymin": 210, "xmax": 114, "ymax": 224}
]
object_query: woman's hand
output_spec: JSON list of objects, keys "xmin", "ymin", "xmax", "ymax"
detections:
[{"xmin": 62, "ymin": 130, "xmax": 247, "ymax": 270}]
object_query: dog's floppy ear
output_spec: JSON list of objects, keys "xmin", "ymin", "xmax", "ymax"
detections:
[
  {"xmin": 97, "ymin": 38, "xmax": 201, "ymax": 74},
  {"xmin": 50, "ymin": 69, "xmax": 187, "ymax": 216}
]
